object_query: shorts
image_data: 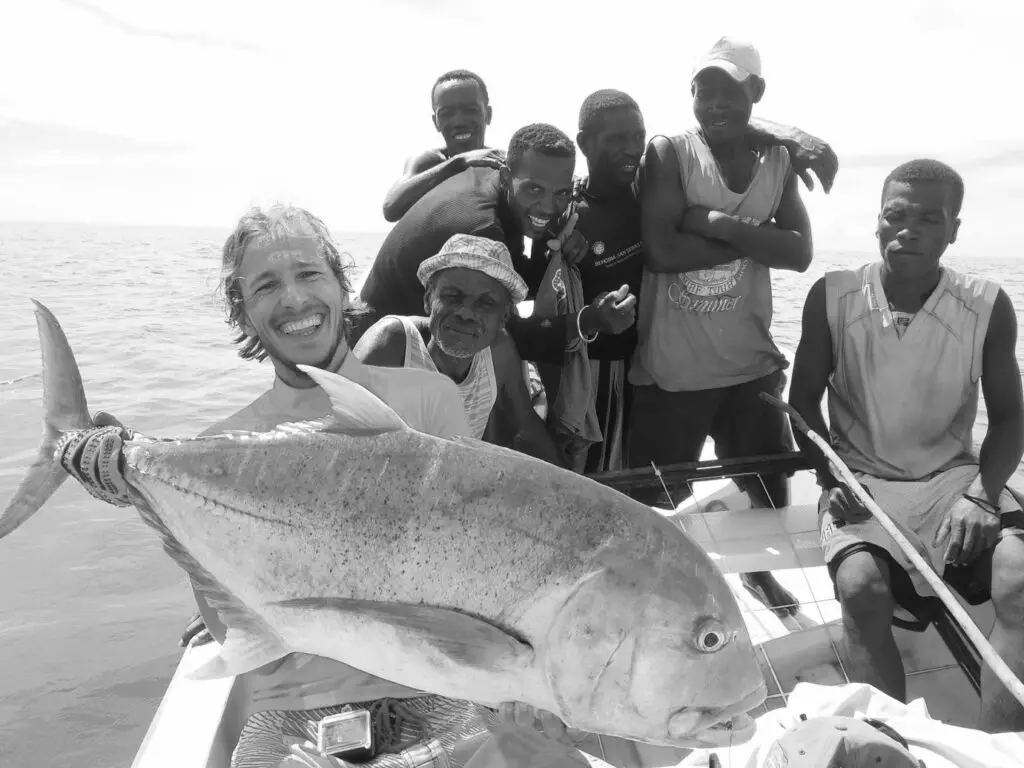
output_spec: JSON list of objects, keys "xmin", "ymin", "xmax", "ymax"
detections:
[
  {"xmin": 821, "ymin": 464, "xmax": 1024, "ymax": 626},
  {"xmin": 626, "ymin": 369, "xmax": 793, "ymax": 506}
]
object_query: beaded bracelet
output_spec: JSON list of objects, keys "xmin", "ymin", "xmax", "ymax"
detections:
[{"xmin": 576, "ymin": 307, "xmax": 599, "ymax": 343}]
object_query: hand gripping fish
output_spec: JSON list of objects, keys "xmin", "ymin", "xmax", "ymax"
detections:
[{"xmin": 1, "ymin": 301, "xmax": 766, "ymax": 749}]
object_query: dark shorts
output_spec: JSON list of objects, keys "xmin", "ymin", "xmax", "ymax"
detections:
[
  {"xmin": 826, "ymin": 510, "xmax": 1024, "ymax": 631},
  {"xmin": 627, "ymin": 369, "xmax": 793, "ymax": 507}
]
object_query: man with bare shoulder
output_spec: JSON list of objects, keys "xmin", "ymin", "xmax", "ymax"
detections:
[
  {"xmin": 355, "ymin": 234, "xmax": 565, "ymax": 467},
  {"xmin": 789, "ymin": 159, "xmax": 1024, "ymax": 732},
  {"xmin": 382, "ymin": 69, "xmax": 504, "ymax": 223}
]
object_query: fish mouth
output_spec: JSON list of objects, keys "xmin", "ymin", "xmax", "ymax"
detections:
[
  {"xmin": 667, "ymin": 682, "xmax": 766, "ymax": 746},
  {"xmin": 690, "ymin": 712, "xmax": 757, "ymax": 747}
]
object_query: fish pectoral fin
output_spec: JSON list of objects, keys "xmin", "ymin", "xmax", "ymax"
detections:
[
  {"xmin": 274, "ymin": 598, "xmax": 535, "ymax": 672},
  {"xmin": 296, "ymin": 365, "xmax": 409, "ymax": 435},
  {"xmin": 187, "ymin": 627, "xmax": 291, "ymax": 681}
]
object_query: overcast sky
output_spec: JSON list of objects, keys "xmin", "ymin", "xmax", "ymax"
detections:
[{"xmin": 1, "ymin": 0, "xmax": 1020, "ymax": 256}]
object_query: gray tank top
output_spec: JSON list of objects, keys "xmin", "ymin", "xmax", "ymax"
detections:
[
  {"xmin": 630, "ymin": 129, "xmax": 790, "ymax": 391},
  {"xmin": 392, "ymin": 316, "xmax": 497, "ymax": 440}
]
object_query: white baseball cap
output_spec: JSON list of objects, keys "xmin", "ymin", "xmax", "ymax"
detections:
[{"xmin": 693, "ymin": 37, "xmax": 762, "ymax": 83}]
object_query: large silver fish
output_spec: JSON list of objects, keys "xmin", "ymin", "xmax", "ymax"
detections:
[{"xmin": 2, "ymin": 301, "xmax": 766, "ymax": 749}]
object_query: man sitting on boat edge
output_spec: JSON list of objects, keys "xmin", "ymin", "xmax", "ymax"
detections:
[
  {"xmin": 788, "ymin": 158, "xmax": 1024, "ymax": 732},
  {"xmin": 353, "ymin": 233, "xmax": 567, "ymax": 467}
]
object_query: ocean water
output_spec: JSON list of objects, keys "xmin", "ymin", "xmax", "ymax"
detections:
[{"xmin": 0, "ymin": 221, "xmax": 1022, "ymax": 767}]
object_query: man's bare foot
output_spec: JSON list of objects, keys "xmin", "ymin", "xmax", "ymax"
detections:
[{"xmin": 741, "ymin": 571, "xmax": 799, "ymax": 619}]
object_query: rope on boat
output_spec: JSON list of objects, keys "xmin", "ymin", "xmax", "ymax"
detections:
[{"xmin": 760, "ymin": 392, "xmax": 1024, "ymax": 711}]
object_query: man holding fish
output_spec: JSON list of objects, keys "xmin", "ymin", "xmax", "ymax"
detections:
[{"xmin": 2, "ymin": 203, "xmax": 771, "ymax": 766}]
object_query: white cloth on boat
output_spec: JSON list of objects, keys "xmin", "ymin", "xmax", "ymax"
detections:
[{"xmin": 678, "ymin": 682, "xmax": 1024, "ymax": 768}]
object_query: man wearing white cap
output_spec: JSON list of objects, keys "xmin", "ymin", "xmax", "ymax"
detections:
[
  {"xmin": 628, "ymin": 37, "xmax": 815, "ymax": 617},
  {"xmin": 356, "ymin": 233, "xmax": 565, "ymax": 466}
]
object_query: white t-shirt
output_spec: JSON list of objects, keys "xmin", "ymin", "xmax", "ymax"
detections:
[
  {"xmin": 206, "ymin": 352, "xmax": 471, "ymax": 439},
  {"xmin": 193, "ymin": 353, "xmax": 471, "ymax": 711}
]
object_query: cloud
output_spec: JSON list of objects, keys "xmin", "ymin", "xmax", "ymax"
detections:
[
  {"xmin": 55, "ymin": 0, "xmax": 261, "ymax": 53},
  {"xmin": 0, "ymin": 119, "xmax": 179, "ymax": 169}
]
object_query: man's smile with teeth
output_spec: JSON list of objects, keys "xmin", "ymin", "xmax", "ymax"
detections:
[
  {"xmin": 280, "ymin": 313, "xmax": 324, "ymax": 336},
  {"xmin": 454, "ymin": 132, "xmax": 472, "ymax": 141},
  {"xmin": 529, "ymin": 215, "xmax": 549, "ymax": 229}
]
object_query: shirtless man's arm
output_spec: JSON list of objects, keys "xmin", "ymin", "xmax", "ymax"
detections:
[
  {"xmin": 353, "ymin": 316, "xmax": 407, "ymax": 367},
  {"xmin": 970, "ymin": 289, "xmax": 1024, "ymax": 503},
  {"xmin": 382, "ymin": 148, "xmax": 504, "ymax": 223},
  {"xmin": 641, "ymin": 136, "xmax": 746, "ymax": 274},
  {"xmin": 489, "ymin": 330, "xmax": 566, "ymax": 468},
  {"xmin": 682, "ymin": 171, "xmax": 813, "ymax": 273}
]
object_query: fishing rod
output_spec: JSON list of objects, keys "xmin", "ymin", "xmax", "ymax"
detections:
[{"xmin": 760, "ymin": 392, "xmax": 1024, "ymax": 711}]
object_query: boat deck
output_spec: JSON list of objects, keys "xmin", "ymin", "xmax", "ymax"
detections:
[{"xmin": 667, "ymin": 466, "xmax": 994, "ymax": 729}]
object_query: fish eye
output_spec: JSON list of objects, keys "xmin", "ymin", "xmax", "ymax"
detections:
[{"xmin": 695, "ymin": 621, "xmax": 729, "ymax": 653}]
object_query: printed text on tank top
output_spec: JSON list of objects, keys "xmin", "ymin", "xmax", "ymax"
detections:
[
  {"xmin": 667, "ymin": 214, "xmax": 762, "ymax": 315},
  {"xmin": 667, "ymin": 141, "xmax": 776, "ymax": 317}
]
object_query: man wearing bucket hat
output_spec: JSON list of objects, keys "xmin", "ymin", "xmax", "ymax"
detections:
[
  {"xmin": 627, "ymin": 37, "xmax": 815, "ymax": 620},
  {"xmin": 355, "ymin": 233, "xmax": 565, "ymax": 466}
]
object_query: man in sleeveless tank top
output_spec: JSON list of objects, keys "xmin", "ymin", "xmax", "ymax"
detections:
[
  {"xmin": 789, "ymin": 160, "xmax": 1024, "ymax": 732},
  {"xmin": 382, "ymin": 70, "xmax": 506, "ymax": 224},
  {"xmin": 525, "ymin": 90, "xmax": 646, "ymax": 474},
  {"xmin": 626, "ymin": 38, "xmax": 815, "ymax": 619},
  {"xmin": 354, "ymin": 234, "xmax": 566, "ymax": 468}
]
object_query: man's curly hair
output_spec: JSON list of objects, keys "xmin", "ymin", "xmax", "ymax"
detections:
[{"xmin": 219, "ymin": 205, "xmax": 357, "ymax": 361}]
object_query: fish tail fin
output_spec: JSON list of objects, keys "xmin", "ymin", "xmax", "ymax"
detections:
[{"xmin": 0, "ymin": 300, "xmax": 94, "ymax": 538}]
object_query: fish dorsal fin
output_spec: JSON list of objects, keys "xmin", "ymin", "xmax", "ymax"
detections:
[{"xmin": 297, "ymin": 364, "xmax": 408, "ymax": 436}]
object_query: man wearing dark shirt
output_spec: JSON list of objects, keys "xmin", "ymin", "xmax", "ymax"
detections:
[
  {"xmin": 356, "ymin": 123, "xmax": 588, "ymax": 358},
  {"xmin": 523, "ymin": 90, "xmax": 647, "ymax": 473}
]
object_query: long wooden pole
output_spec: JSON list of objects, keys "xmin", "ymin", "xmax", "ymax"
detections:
[{"xmin": 760, "ymin": 392, "xmax": 1024, "ymax": 710}]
